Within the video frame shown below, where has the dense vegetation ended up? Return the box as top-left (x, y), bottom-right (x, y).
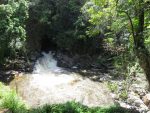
top-left (26, 0), bottom-right (104, 55)
top-left (0, 0), bottom-right (28, 63)
top-left (83, 0), bottom-right (150, 86)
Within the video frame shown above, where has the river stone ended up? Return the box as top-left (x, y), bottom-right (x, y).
top-left (9, 72), bottom-right (114, 108)
top-left (140, 104), bottom-right (148, 111)
top-left (127, 92), bottom-right (139, 104)
top-left (143, 94), bottom-right (150, 107)
top-left (134, 99), bottom-right (144, 107)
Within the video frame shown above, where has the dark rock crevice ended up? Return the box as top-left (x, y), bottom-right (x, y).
top-left (40, 36), bottom-right (58, 53)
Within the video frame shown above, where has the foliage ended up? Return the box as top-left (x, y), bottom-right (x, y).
top-left (0, 0), bottom-right (29, 62)
top-left (28, 102), bottom-right (132, 113)
top-left (28, 0), bottom-right (103, 54)
top-left (0, 82), bottom-right (26, 113)
top-left (29, 0), bottom-right (84, 45)
top-left (82, 0), bottom-right (150, 86)
top-left (82, 0), bottom-right (150, 51)
top-left (107, 81), bottom-right (118, 93)
top-left (83, 0), bottom-right (150, 39)
top-left (119, 90), bottom-right (128, 101)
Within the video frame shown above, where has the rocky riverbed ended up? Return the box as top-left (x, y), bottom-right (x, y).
top-left (97, 73), bottom-right (150, 113)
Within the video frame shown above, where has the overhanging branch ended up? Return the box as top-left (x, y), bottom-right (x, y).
top-left (123, 11), bottom-right (136, 46)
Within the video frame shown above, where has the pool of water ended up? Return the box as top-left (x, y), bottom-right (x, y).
top-left (9, 52), bottom-right (114, 108)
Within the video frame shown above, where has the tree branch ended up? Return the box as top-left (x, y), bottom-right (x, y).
top-left (123, 11), bottom-right (136, 46)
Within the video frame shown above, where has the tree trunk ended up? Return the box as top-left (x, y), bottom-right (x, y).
top-left (134, 0), bottom-right (150, 88)
top-left (136, 49), bottom-right (150, 87)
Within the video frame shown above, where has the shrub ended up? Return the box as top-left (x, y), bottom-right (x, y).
top-left (0, 0), bottom-right (29, 62)
top-left (0, 82), bottom-right (26, 113)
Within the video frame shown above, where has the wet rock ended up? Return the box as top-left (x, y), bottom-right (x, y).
top-left (81, 70), bottom-right (87, 73)
top-left (30, 51), bottom-right (40, 61)
top-left (99, 74), bottom-right (112, 81)
top-left (90, 75), bottom-right (100, 81)
top-left (132, 84), bottom-right (142, 89)
top-left (71, 66), bottom-right (78, 69)
top-left (119, 102), bottom-right (131, 109)
top-left (134, 99), bottom-right (144, 107)
top-left (111, 93), bottom-right (119, 100)
top-left (56, 53), bottom-right (94, 69)
top-left (57, 53), bottom-right (74, 68)
top-left (131, 85), bottom-right (147, 97)
top-left (143, 94), bottom-right (150, 107)
top-left (74, 55), bottom-right (92, 68)
top-left (139, 104), bottom-right (148, 112)
top-left (127, 92), bottom-right (140, 104)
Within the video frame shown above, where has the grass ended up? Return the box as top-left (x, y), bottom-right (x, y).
top-left (28, 102), bottom-right (135, 113)
top-left (0, 82), bottom-right (26, 113)
top-left (0, 82), bottom-right (137, 113)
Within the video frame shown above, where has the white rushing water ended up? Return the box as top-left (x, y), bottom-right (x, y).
top-left (10, 52), bottom-right (113, 108)
top-left (33, 52), bottom-right (61, 73)
top-left (31, 52), bottom-right (79, 89)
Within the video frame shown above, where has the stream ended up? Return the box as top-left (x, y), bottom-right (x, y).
top-left (9, 52), bottom-right (113, 108)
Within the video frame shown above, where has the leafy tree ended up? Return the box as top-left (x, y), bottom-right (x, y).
top-left (83, 0), bottom-right (150, 86)
top-left (0, 0), bottom-right (29, 62)
top-left (28, 0), bottom-right (102, 54)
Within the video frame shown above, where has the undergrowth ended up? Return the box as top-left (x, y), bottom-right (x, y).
top-left (0, 82), bottom-right (26, 113)
top-left (28, 102), bottom-right (136, 113)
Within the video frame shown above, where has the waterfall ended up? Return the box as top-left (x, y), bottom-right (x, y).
top-left (30, 52), bottom-right (78, 88)
top-left (33, 52), bottom-right (61, 73)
